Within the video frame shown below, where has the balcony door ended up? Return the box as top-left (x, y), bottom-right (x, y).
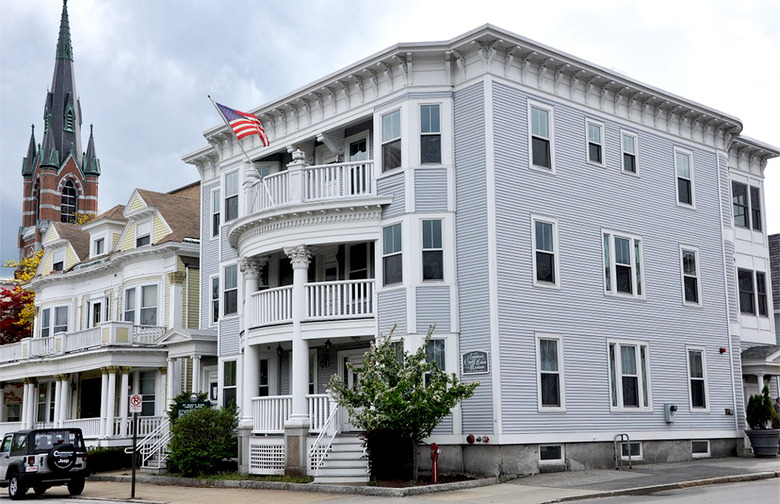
top-left (338, 349), bottom-right (366, 432)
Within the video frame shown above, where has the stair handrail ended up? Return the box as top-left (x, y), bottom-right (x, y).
top-left (307, 401), bottom-right (340, 475)
top-left (124, 417), bottom-right (172, 469)
top-left (613, 433), bottom-right (632, 470)
top-left (141, 429), bottom-right (174, 468)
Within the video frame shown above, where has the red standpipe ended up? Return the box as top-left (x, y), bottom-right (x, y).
top-left (430, 443), bottom-right (440, 484)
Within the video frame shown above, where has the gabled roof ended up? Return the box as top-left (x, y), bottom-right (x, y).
top-left (50, 221), bottom-right (89, 264)
top-left (94, 204), bottom-right (126, 224)
top-left (134, 185), bottom-right (200, 244)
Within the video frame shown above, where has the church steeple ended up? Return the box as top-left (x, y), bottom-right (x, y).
top-left (44, 0), bottom-right (82, 169)
top-left (83, 124), bottom-right (101, 176)
top-left (21, 125), bottom-right (37, 176)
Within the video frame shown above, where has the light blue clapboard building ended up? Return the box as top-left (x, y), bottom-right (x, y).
top-left (184, 25), bottom-right (778, 480)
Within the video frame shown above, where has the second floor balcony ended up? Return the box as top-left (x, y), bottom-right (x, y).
top-left (0, 322), bottom-right (165, 365)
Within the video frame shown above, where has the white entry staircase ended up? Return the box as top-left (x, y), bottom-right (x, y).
top-left (125, 418), bottom-right (172, 474)
top-left (313, 433), bottom-right (369, 484)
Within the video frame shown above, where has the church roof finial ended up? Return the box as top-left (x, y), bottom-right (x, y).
top-left (84, 123), bottom-right (101, 176)
top-left (56, 0), bottom-right (73, 61)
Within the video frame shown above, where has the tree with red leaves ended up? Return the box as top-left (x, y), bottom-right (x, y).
top-left (0, 286), bottom-right (33, 344)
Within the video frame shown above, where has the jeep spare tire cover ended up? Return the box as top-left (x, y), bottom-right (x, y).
top-left (48, 443), bottom-right (77, 472)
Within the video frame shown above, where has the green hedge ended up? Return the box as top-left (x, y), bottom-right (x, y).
top-left (88, 447), bottom-right (137, 472)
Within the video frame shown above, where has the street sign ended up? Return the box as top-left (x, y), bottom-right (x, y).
top-left (129, 394), bottom-right (142, 414)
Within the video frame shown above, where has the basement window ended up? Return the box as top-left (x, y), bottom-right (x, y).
top-left (691, 440), bottom-right (710, 458)
top-left (539, 445), bottom-right (564, 463)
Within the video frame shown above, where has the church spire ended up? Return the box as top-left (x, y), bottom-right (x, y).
top-left (56, 0), bottom-right (73, 61)
top-left (22, 125), bottom-right (38, 177)
top-left (83, 124), bottom-right (101, 175)
top-left (40, 113), bottom-right (59, 169)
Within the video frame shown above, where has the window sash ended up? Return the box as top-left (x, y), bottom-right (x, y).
top-left (603, 233), bottom-right (642, 297)
top-left (609, 342), bottom-right (649, 409)
top-left (211, 276), bottom-right (220, 324)
top-left (224, 265), bottom-right (238, 316)
top-left (530, 106), bottom-right (552, 169)
top-left (587, 122), bottom-right (603, 164)
top-left (421, 105), bottom-right (441, 164)
top-left (53, 306), bottom-right (68, 334)
top-left (534, 220), bottom-right (556, 285)
top-left (140, 285), bottom-right (157, 325)
top-left (756, 272), bottom-right (768, 317)
top-left (212, 189), bottom-right (221, 237)
top-left (40, 308), bottom-right (51, 338)
top-left (682, 249), bottom-right (699, 304)
top-left (94, 238), bottom-right (104, 256)
top-left (676, 151), bottom-right (693, 205)
top-left (422, 220), bottom-right (443, 281)
top-left (622, 132), bottom-right (637, 173)
top-left (737, 268), bottom-right (755, 314)
top-left (124, 288), bottom-right (136, 322)
top-left (688, 350), bottom-right (706, 408)
top-left (225, 172), bottom-right (239, 222)
top-left (750, 186), bottom-right (762, 231)
top-left (732, 182), bottom-right (748, 228)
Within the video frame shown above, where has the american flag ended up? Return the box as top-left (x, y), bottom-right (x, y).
top-left (215, 102), bottom-right (270, 147)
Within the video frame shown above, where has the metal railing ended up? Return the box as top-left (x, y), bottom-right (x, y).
top-left (307, 401), bottom-right (340, 476)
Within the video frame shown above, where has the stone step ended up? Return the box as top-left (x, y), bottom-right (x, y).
top-left (313, 475), bottom-right (370, 484)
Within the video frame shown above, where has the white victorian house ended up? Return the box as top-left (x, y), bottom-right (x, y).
top-left (0, 182), bottom-right (215, 449)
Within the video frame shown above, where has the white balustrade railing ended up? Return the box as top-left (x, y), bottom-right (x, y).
top-left (252, 395), bottom-right (292, 434)
top-left (65, 327), bottom-right (101, 352)
top-left (133, 325), bottom-right (165, 344)
top-left (63, 418), bottom-right (101, 437)
top-left (305, 161), bottom-right (374, 201)
top-left (306, 280), bottom-right (374, 320)
top-left (307, 395), bottom-right (333, 433)
top-left (250, 286), bottom-right (293, 327)
top-left (29, 336), bottom-right (57, 357)
top-left (0, 342), bottom-right (23, 362)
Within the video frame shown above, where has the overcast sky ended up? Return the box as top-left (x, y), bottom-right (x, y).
top-left (1, 0), bottom-right (778, 278)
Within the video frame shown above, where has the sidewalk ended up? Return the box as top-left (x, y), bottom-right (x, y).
top-left (72, 456), bottom-right (779, 504)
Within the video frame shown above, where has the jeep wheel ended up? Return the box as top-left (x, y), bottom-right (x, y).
top-left (67, 477), bottom-right (85, 496)
top-left (8, 474), bottom-right (26, 500)
top-left (33, 485), bottom-right (46, 496)
top-left (47, 443), bottom-right (77, 472)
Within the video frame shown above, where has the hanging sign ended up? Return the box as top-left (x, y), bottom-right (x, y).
top-left (461, 350), bottom-right (490, 375)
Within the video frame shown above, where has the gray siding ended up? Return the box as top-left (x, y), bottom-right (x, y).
top-left (453, 81), bottom-right (493, 433)
top-left (415, 285), bottom-right (450, 333)
top-left (200, 182), bottom-right (220, 329)
top-left (377, 288), bottom-right (407, 335)
top-left (491, 81), bottom-right (733, 435)
top-left (220, 225), bottom-right (236, 260)
top-left (378, 172), bottom-right (405, 219)
top-left (724, 240), bottom-right (739, 323)
top-left (219, 317), bottom-right (240, 356)
top-left (414, 168), bottom-right (448, 212)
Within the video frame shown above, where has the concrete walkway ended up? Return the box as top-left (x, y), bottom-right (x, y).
top-left (70, 456), bottom-right (779, 503)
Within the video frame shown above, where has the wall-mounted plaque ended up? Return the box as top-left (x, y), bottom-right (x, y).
top-left (461, 350), bottom-right (489, 375)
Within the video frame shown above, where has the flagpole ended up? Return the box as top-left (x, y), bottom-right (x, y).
top-left (208, 95), bottom-right (276, 208)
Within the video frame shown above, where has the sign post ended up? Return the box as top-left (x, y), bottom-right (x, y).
top-left (129, 394), bottom-right (143, 499)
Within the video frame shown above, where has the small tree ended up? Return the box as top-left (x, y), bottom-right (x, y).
top-left (328, 326), bottom-right (478, 481)
top-left (1, 250), bottom-right (43, 343)
top-left (746, 385), bottom-right (779, 430)
top-left (167, 403), bottom-right (238, 476)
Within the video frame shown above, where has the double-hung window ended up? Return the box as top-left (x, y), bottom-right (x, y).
top-left (124, 288), bottom-right (136, 322)
top-left (732, 181), bottom-right (763, 231)
top-left (536, 334), bottom-right (564, 410)
top-left (680, 247), bottom-right (700, 305)
top-left (40, 306), bottom-right (67, 337)
top-left (52, 249), bottom-right (64, 272)
top-left (211, 189), bottom-right (221, 238)
top-left (93, 237), bottom-right (104, 256)
top-left (738, 268), bottom-right (768, 316)
top-left (40, 308), bottom-right (51, 338)
top-left (621, 131), bottom-right (638, 173)
top-left (421, 220), bottom-right (443, 281)
top-left (140, 371), bottom-right (156, 416)
top-left (425, 339), bottom-right (445, 386)
top-left (224, 172), bottom-right (239, 222)
top-left (687, 348), bottom-right (708, 410)
top-left (420, 104), bottom-right (441, 164)
top-left (675, 148), bottom-right (694, 206)
top-left (140, 285), bottom-right (158, 325)
top-left (603, 231), bottom-right (643, 298)
top-left (383, 223), bottom-right (402, 285)
top-left (608, 340), bottom-right (650, 409)
top-left (223, 264), bottom-right (238, 316)
top-left (532, 217), bottom-right (558, 286)
top-left (586, 120), bottom-right (604, 165)
top-left (382, 110), bottom-right (401, 172)
top-left (210, 275), bottom-right (220, 324)
top-left (223, 360), bottom-right (237, 408)
top-left (136, 220), bottom-right (151, 247)
top-left (529, 103), bottom-right (553, 170)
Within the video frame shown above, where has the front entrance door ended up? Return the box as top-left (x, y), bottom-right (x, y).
top-left (338, 349), bottom-right (366, 432)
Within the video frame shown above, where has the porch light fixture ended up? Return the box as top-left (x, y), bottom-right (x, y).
top-left (276, 344), bottom-right (284, 357)
top-left (319, 339), bottom-right (332, 369)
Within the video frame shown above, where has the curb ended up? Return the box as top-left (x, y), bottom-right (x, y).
top-left (538, 471), bottom-right (780, 503)
top-left (88, 473), bottom-right (517, 497)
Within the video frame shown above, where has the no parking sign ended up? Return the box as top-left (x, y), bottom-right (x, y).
top-left (129, 394), bottom-right (143, 414)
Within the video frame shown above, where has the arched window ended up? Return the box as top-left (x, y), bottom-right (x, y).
top-left (33, 180), bottom-right (41, 223)
top-left (61, 180), bottom-right (78, 223)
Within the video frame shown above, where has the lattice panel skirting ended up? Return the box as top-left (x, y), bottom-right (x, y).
top-left (248, 438), bottom-right (285, 475)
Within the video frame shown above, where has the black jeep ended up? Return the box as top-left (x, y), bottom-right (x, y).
top-left (0, 428), bottom-right (90, 499)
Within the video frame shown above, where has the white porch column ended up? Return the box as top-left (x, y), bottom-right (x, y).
top-left (192, 355), bottom-right (202, 393)
top-left (105, 367), bottom-right (118, 437)
top-left (52, 378), bottom-right (62, 428)
top-left (239, 257), bottom-right (267, 428)
top-left (119, 367), bottom-right (130, 437)
top-left (283, 244), bottom-right (312, 476)
top-left (168, 272), bottom-right (186, 330)
top-left (166, 358), bottom-right (175, 408)
top-left (99, 368), bottom-right (109, 437)
top-left (21, 379), bottom-right (34, 429)
top-left (59, 375), bottom-right (71, 426)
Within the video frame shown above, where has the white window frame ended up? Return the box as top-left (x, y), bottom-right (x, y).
top-left (421, 219), bottom-right (443, 281)
top-left (738, 268), bottom-right (769, 317)
top-left (585, 119), bottom-right (605, 167)
top-left (136, 219), bottom-right (152, 247)
top-left (93, 236), bottom-right (105, 257)
top-left (221, 358), bottom-right (238, 409)
top-left (621, 130), bottom-right (638, 175)
top-left (122, 284), bottom-right (159, 326)
top-left (88, 297), bottom-right (108, 328)
top-left (51, 248), bottom-right (65, 272)
top-left (691, 440), bottom-right (711, 459)
top-left (608, 339), bottom-right (652, 411)
top-left (382, 222), bottom-right (403, 286)
top-left (535, 333), bottom-right (566, 412)
top-left (224, 171), bottom-right (239, 223)
top-left (419, 103), bottom-right (441, 165)
top-left (674, 147), bottom-right (695, 208)
top-left (528, 100), bottom-right (555, 173)
top-left (620, 441), bottom-right (643, 460)
top-left (602, 230), bottom-right (645, 299)
top-left (679, 245), bottom-right (701, 306)
top-left (211, 187), bottom-right (221, 239)
top-left (539, 444), bottom-right (565, 464)
top-left (381, 109), bottom-right (402, 172)
top-left (686, 346), bottom-right (709, 412)
top-left (209, 274), bottom-right (219, 326)
top-left (222, 263), bottom-right (239, 318)
top-left (40, 306), bottom-right (68, 337)
top-left (531, 215), bottom-right (560, 288)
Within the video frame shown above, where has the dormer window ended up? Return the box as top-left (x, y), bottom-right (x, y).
top-left (52, 249), bottom-right (65, 272)
top-left (136, 220), bottom-right (151, 247)
top-left (94, 237), bottom-right (105, 256)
